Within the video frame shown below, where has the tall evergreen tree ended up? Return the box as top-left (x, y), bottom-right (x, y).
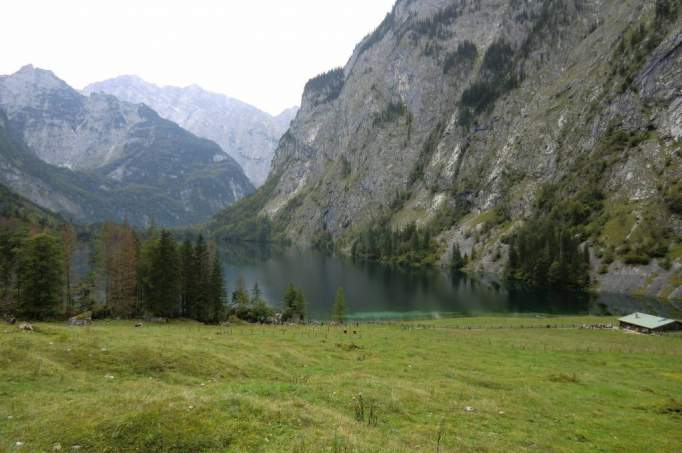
top-left (192, 235), bottom-right (211, 321)
top-left (17, 233), bottom-right (64, 320)
top-left (251, 283), bottom-right (262, 302)
top-left (141, 230), bottom-right (180, 317)
top-left (0, 224), bottom-right (25, 316)
top-left (451, 243), bottom-right (465, 271)
top-left (282, 283), bottom-right (306, 322)
top-left (179, 239), bottom-right (195, 318)
top-left (207, 254), bottom-right (226, 324)
top-left (232, 277), bottom-right (250, 306)
top-left (332, 287), bottom-right (347, 324)
top-left (60, 223), bottom-right (76, 314)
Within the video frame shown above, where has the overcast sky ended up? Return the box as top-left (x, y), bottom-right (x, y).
top-left (1, 0), bottom-right (395, 115)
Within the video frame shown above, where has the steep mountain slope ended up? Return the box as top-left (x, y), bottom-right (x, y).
top-left (214, 0), bottom-right (682, 300)
top-left (0, 110), bottom-right (216, 225)
top-left (83, 76), bottom-right (297, 186)
top-left (0, 180), bottom-right (65, 230)
top-left (0, 66), bottom-right (254, 226)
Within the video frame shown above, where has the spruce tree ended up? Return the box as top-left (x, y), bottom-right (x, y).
top-left (192, 235), bottom-right (211, 321)
top-left (232, 277), bottom-right (250, 305)
top-left (451, 243), bottom-right (465, 271)
top-left (17, 233), bottom-right (64, 320)
top-left (60, 224), bottom-right (76, 314)
top-left (207, 254), bottom-right (226, 324)
top-left (0, 226), bottom-right (25, 317)
top-left (332, 287), bottom-right (347, 324)
top-left (251, 283), bottom-right (262, 302)
top-left (282, 283), bottom-right (306, 322)
top-left (179, 239), bottom-right (194, 318)
top-left (141, 230), bottom-right (180, 318)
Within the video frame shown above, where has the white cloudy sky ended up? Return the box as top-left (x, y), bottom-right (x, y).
top-left (1, 0), bottom-right (395, 115)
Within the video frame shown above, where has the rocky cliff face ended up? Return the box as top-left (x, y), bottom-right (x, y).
top-left (220, 0), bottom-right (682, 300)
top-left (0, 66), bottom-right (254, 226)
top-left (83, 76), bottom-right (297, 186)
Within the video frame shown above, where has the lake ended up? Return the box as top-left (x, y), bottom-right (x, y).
top-left (219, 243), bottom-right (681, 321)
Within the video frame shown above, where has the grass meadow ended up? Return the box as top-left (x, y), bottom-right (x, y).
top-left (1, 316), bottom-right (681, 452)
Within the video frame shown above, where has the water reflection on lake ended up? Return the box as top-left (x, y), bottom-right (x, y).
top-left (219, 243), bottom-right (681, 321)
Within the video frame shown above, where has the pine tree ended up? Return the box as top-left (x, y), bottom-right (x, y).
top-left (179, 239), bottom-right (195, 318)
top-left (17, 233), bottom-right (64, 320)
top-left (232, 277), bottom-right (249, 305)
top-left (141, 230), bottom-right (180, 318)
top-left (207, 254), bottom-right (226, 324)
top-left (332, 287), bottom-right (347, 324)
top-left (0, 224), bottom-right (25, 317)
top-left (192, 235), bottom-right (211, 321)
top-left (251, 283), bottom-right (262, 302)
top-left (451, 243), bottom-right (465, 271)
top-left (282, 283), bottom-right (306, 323)
top-left (60, 223), bottom-right (76, 314)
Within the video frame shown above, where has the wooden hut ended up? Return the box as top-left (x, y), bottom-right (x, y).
top-left (618, 313), bottom-right (682, 334)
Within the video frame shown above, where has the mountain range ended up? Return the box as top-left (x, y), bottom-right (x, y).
top-left (0, 65), bottom-right (254, 226)
top-left (212, 0), bottom-right (682, 301)
top-left (83, 76), bottom-right (297, 186)
top-left (1, 0), bottom-right (680, 301)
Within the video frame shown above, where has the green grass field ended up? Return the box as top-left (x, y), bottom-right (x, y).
top-left (1, 317), bottom-right (681, 452)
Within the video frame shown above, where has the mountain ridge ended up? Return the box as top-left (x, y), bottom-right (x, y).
top-left (83, 76), bottom-right (298, 186)
top-left (213, 0), bottom-right (682, 301)
top-left (0, 65), bottom-right (254, 226)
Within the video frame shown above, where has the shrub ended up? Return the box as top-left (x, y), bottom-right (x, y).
top-left (373, 101), bottom-right (408, 126)
top-left (665, 183), bottom-right (682, 214)
top-left (304, 68), bottom-right (345, 104)
top-left (458, 40), bottom-right (518, 127)
top-left (506, 219), bottom-right (591, 289)
top-left (443, 41), bottom-right (478, 74)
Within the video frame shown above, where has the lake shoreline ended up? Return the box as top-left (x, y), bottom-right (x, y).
top-left (219, 244), bottom-right (682, 320)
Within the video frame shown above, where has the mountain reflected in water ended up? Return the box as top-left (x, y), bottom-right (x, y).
top-left (219, 243), bottom-right (681, 321)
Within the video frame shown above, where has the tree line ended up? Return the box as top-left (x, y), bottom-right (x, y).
top-left (505, 219), bottom-right (591, 290)
top-left (0, 220), bottom-right (72, 320)
top-left (0, 221), bottom-right (228, 322)
top-left (351, 222), bottom-right (440, 267)
top-left (1, 220), bottom-right (349, 324)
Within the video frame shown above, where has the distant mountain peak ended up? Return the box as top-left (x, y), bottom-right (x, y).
top-left (6, 65), bottom-right (69, 89)
top-left (0, 67), bottom-right (254, 226)
top-left (84, 75), bottom-right (299, 186)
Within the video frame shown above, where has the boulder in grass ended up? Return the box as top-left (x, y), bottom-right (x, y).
top-left (148, 317), bottom-right (168, 324)
top-left (69, 312), bottom-right (92, 327)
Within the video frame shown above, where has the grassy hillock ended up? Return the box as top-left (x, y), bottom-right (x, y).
top-left (1, 317), bottom-right (681, 451)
